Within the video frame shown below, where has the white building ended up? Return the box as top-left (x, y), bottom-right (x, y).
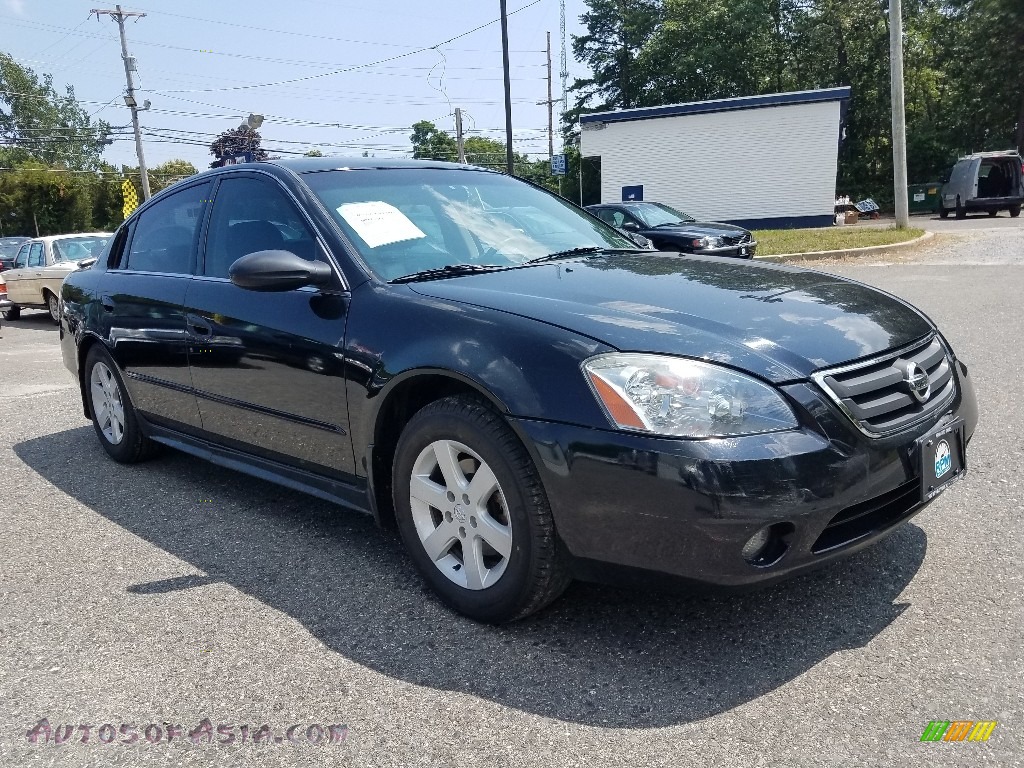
top-left (579, 87), bottom-right (851, 229)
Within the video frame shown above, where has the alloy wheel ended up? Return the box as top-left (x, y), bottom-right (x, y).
top-left (408, 439), bottom-right (513, 590)
top-left (90, 361), bottom-right (126, 445)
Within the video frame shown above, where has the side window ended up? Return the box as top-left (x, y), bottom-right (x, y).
top-left (107, 221), bottom-right (136, 269)
top-left (126, 182), bottom-right (211, 274)
top-left (595, 209), bottom-right (625, 228)
top-left (203, 176), bottom-right (322, 279)
top-left (28, 243), bottom-right (44, 267)
top-left (14, 244), bottom-right (30, 269)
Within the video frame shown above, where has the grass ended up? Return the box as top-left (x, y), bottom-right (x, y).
top-left (752, 226), bottom-right (925, 256)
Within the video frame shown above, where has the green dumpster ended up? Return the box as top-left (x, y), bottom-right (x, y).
top-left (908, 182), bottom-right (941, 214)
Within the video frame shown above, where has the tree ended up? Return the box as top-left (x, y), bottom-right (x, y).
top-left (570, 0), bottom-right (663, 114)
top-left (208, 126), bottom-right (268, 167)
top-left (149, 159), bottom-right (197, 193)
top-left (0, 52), bottom-right (110, 170)
top-left (303, 148), bottom-right (324, 157)
top-left (410, 120), bottom-right (558, 191)
top-left (410, 120), bottom-right (458, 161)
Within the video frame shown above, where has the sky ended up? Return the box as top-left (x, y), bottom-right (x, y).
top-left (1, 0), bottom-right (592, 171)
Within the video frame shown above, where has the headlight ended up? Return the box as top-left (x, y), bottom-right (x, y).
top-left (692, 236), bottom-right (723, 249)
top-left (583, 354), bottom-right (799, 437)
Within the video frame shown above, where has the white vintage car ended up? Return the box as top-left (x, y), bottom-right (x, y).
top-left (2, 233), bottom-right (111, 323)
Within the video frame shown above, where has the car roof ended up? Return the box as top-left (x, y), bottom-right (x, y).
top-left (959, 151), bottom-right (1021, 160)
top-left (23, 232), bottom-right (113, 244)
top-left (265, 156), bottom-right (489, 174)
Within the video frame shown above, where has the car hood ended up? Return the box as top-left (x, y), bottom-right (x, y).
top-left (408, 253), bottom-right (934, 382)
top-left (644, 221), bottom-right (749, 238)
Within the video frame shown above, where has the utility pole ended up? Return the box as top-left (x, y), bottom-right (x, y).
top-left (91, 5), bottom-right (151, 201)
top-left (454, 108), bottom-right (466, 164)
top-left (889, 0), bottom-right (909, 228)
top-left (544, 32), bottom-right (554, 160)
top-left (499, 0), bottom-right (515, 176)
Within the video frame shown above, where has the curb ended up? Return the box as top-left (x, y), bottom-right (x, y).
top-left (753, 231), bottom-right (935, 263)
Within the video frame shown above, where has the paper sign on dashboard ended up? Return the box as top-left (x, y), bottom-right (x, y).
top-left (336, 201), bottom-right (426, 248)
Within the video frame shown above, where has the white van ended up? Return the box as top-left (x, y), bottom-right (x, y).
top-left (938, 151), bottom-right (1023, 218)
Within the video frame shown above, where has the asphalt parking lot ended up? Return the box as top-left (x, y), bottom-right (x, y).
top-left (1, 216), bottom-right (1021, 767)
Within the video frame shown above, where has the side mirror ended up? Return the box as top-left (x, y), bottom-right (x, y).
top-left (229, 250), bottom-right (333, 292)
top-left (620, 221), bottom-right (639, 232)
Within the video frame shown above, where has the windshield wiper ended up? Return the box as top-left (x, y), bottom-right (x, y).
top-left (389, 263), bottom-right (507, 284)
top-left (525, 246), bottom-right (604, 264)
top-left (653, 221), bottom-right (688, 228)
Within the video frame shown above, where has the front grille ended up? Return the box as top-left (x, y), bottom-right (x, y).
top-left (812, 479), bottom-right (920, 553)
top-left (722, 232), bottom-right (751, 246)
top-left (813, 336), bottom-right (955, 437)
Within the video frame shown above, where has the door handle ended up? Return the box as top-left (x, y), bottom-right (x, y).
top-left (100, 295), bottom-right (115, 313)
top-left (187, 315), bottom-right (212, 336)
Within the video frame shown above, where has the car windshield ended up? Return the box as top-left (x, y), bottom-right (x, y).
top-left (52, 236), bottom-right (109, 263)
top-left (301, 167), bottom-right (636, 281)
top-left (626, 203), bottom-right (696, 227)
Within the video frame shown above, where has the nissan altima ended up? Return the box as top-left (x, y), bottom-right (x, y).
top-left (60, 158), bottom-right (978, 623)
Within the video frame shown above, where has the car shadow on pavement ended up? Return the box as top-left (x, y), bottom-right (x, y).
top-left (2, 313), bottom-right (58, 333)
top-left (16, 427), bottom-right (927, 729)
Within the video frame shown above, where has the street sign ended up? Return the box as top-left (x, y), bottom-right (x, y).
top-left (550, 154), bottom-right (567, 176)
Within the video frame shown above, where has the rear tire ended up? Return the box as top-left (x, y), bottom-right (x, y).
top-left (392, 395), bottom-right (571, 623)
top-left (45, 291), bottom-right (60, 324)
top-left (988, 210), bottom-right (998, 218)
top-left (84, 345), bottom-right (159, 463)
top-left (1010, 205), bottom-right (1021, 218)
top-left (1, 305), bottom-right (19, 321)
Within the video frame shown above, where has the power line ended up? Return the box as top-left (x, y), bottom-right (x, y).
top-left (126, 6), bottom-right (545, 53)
top-left (148, 0), bottom-right (542, 94)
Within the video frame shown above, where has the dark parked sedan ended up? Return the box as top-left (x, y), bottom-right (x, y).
top-left (61, 158), bottom-right (977, 623)
top-left (587, 201), bottom-right (756, 258)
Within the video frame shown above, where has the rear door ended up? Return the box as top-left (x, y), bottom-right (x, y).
top-left (102, 180), bottom-right (211, 433)
top-left (183, 172), bottom-right (355, 480)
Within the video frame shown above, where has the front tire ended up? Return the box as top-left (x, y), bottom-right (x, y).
top-left (1010, 205), bottom-right (1021, 218)
top-left (84, 346), bottom-right (159, 463)
top-left (392, 396), bottom-right (571, 623)
top-left (46, 291), bottom-right (60, 324)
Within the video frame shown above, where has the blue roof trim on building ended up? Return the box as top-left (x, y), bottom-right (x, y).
top-left (579, 87), bottom-right (853, 125)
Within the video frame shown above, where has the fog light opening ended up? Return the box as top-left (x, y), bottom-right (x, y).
top-left (741, 522), bottom-right (793, 567)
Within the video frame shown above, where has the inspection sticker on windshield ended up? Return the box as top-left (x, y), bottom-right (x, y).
top-left (337, 201), bottom-right (426, 248)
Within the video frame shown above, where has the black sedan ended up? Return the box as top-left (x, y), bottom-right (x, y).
top-left (60, 158), bottom-right (977, 623)
top-left (587, 201), bottom-right (756, 258)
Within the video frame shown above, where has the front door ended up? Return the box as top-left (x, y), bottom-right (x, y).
top-left (184, 173), bottom-right (355, 480)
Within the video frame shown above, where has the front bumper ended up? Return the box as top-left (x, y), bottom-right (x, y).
top-left (512, 358), bottom-right (977, 588)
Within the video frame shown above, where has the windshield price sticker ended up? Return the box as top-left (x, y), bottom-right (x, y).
top-left (337, 201), bottom-right (426, 248)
